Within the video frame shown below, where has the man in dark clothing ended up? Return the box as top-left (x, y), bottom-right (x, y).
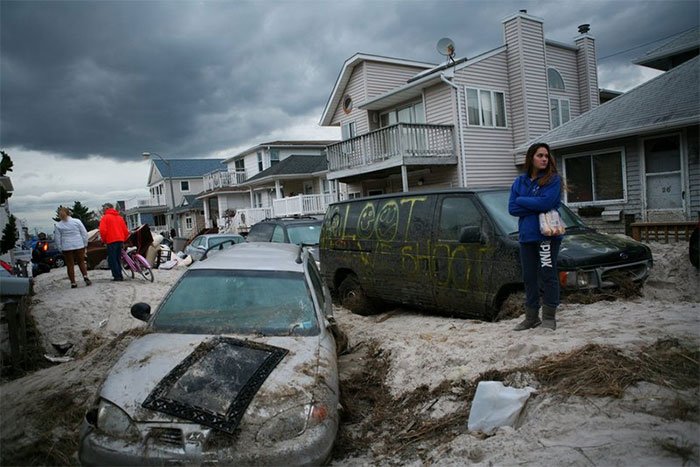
top-left (99, 203), bottom-right (130, 281)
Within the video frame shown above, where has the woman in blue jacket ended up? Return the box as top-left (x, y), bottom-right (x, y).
top-left (508, 143), bottom-right (563, 331)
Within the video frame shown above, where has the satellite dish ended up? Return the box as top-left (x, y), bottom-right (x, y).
top-left (437, 37), bottom-right (456, 58)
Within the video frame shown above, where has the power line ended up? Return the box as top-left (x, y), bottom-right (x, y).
top-left (598, 26), bottom-right (697, 61)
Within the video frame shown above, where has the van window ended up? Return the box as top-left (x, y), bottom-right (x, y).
top-left (271, 225), bottom-right (285, 243)
top-left (438, 197), bottom-right (482, 241)
top-left (248, 223), bottom-right (274, 242)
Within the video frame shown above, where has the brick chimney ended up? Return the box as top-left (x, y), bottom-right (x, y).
top-left (575, 23), bottom-right (600, 113)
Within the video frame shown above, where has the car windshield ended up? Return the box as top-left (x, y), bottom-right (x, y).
top-left (287, 223), bottom-right (321, 245)
top-left (153, 269), bottom-right (319, 336)
top-left (209, 236), bottom-right (241, 248)
top-left (478, 190), bottom-right (588, 235)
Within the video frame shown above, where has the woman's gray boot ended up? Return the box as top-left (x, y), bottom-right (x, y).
top-left (541, 305), bottom-right (557, 330)
top-left (513, 307), bottom-right (541, 331)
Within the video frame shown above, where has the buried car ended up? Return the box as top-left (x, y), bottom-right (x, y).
top-left (79, 243), bottom-right (340, 466)
top-left (320, 188), bottom-right (653, 320)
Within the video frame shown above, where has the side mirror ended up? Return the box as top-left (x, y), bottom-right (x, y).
top-left (131, 302), bottom-right (151, 322)
top-left (459, 226), bottom-right (482, 243)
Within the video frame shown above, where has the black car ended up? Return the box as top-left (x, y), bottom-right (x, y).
top-left (320, 188), bottom-right (653, 320)
top-left (32, 240), bottom-right (65, 268)
top-left (247, 217), bottom-right (323, 261)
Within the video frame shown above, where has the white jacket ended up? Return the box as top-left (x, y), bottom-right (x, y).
top-left (54, 217), bottom-right (89, 252)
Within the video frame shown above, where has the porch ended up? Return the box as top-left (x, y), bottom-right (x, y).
top-left (326, 123), bottom-right (457, 185)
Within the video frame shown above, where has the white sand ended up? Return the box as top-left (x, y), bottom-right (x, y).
top-left (1, 242), bottom-right (698, 465)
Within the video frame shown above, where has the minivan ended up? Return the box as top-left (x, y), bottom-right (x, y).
top-left (319, 188), bottom-right (653, 320)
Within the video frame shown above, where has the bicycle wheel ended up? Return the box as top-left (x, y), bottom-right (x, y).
top-left (121, 254), bottom-right (135, 279)
top-left (134, 254), bottom-right (154, 282)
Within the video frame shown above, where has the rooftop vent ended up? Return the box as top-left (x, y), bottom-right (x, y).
top-left (578, 24), bottom-right (591, 34)
top-left (519, 9), bottom-right (527, 13)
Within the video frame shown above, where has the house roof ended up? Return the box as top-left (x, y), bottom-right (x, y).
top-left (319, 53), bottom-right (435, 126)
top-left (515, 55), bottom-right (700, 153)
top-left (634, 26), bottom-right (700, 71)
top-left (221, 140), bottom-right (338, 164)
top-left (173, 195), bottom-right (203, 214)
top-left (152, 158), bottom-right (225, 179)
top-left (245, 155), bottom-right (328, 185)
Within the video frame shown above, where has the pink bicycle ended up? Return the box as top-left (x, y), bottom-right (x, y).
top-left (120, 247), bottom-right (154, 282)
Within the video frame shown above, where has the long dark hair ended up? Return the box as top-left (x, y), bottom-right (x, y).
top-left (524, 142), bottom-right (558, 187)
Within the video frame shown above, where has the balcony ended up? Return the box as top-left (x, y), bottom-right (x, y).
top-left (326, 123), bottom-right (456, 179)
top-left (203, 170), bottom-right (247, 191)
top-left (124, 197), bottom-right (166, 210)
top-left (272, 194), bottom-right (333, 217)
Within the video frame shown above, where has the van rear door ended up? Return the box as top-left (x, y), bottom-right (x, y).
top-left (432, 194), bottom-right (494, 318)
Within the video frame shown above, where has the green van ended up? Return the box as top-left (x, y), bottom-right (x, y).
top-left (319, 188), bottom-right (653, 320)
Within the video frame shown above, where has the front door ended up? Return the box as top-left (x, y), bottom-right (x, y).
top-left (643, 134), bottom-right (686, 220)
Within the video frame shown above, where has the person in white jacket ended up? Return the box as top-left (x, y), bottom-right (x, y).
top-left (54, 207), bottom-right (92, 288)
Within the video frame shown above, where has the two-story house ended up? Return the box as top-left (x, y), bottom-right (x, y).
top-left (516, 26), bottom-right (699, 233)
top-left (125, 158), bottom-right (225, 237)
top-left (197, 140), bottom-right (337, 232)
top-left (319, 11), bottom-right (600, 197)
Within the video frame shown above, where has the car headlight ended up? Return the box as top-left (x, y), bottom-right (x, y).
top-left (96, 399), bottom-right (139, 439)
top-left (559, 270), bottom-right (596, 288)
top-left (255, 403), bottom-right (329, 445)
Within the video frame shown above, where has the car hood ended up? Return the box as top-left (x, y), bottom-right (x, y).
top-left (100, 333), bottom-right (321, 424)
top-left (559, 231), bottom-right (652, 269)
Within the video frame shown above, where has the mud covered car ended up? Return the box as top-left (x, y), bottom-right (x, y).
top-left (79, 243), bottom-right (340, 466)
top-left (320, 188), bottom-right (653, 319)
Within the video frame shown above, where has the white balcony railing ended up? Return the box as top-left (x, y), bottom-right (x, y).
top-left (327, 123), bottom-right (455, 172)
top-left (272, 194), bottom-right (333, 217)
top-left (124, 197), bottom-right (167, 210)
top-left (203, 170), bottom-right (247, 191)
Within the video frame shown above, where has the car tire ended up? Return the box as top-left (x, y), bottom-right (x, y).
top-left (494, 291), bottom-right (526, 321)
top-left (690, 227), bottom-right (699, 269)
top-left (338, 274), bottom-right (380, 316)
top-left (54, 256), bottom-right (65, 268)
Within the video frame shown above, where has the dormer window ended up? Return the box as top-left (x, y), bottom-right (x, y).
top-left (547, 68), bottom-right (565, 91)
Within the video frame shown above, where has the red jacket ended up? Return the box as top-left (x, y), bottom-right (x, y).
top-left (99, 209), bottom-right (130, 244)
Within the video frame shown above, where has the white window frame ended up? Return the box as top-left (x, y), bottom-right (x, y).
top-left (257, 152), bottom-right (264, 172)
top-left (550, 97), bottom-right (571, 129)
top-left (180, 180), bottom-right (190, 192)
top-left (561, 147), bottom-right (628, 206)
top-left (379, 100), bottom-right (426, 128)
top-left (547, 67), bottom-right (566, 91)
top-left (347, 191), bottom-right (362, 199)
top-left (185, 215), bottom-right (193, 230)
top-left (464, 87), bottom-right (507, 128)
top-left (341, 121), bottom-right (356, 141)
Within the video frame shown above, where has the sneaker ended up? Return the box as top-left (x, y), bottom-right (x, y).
top-left (71, 283), bottom-right (78, 289)
top-left (84, 277), bottom-right (92, 286)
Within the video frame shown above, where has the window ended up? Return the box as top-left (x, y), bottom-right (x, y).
top-left (564, 150), bottom-right (625, 203)
top-left (438, 196), bottom-right (482, 241)
top-left (367, 189), bottom-right (384, 196)
top-left (547, 68), bottom-right (565, 90)
top-left (348, 192), bottom-right (362, 200)
top-left (466, 88), bottom-right (506, 128)
top-left (254, 192), bottom-right (263, 208)
top-left (234, 159), bottom-right (245, 171)
top-left (341, 121), bottom-right (356, 140)
top-left (181, 181), bottom-right (190, 192)
top-left (550, 98), bottom-right (571, 128)
top-left (257, 152), bottom-right (264, 172)
top-left (185, 216), bottom-right (193, 230)
top-left (270, 149), bottom-right (280, 166)
top-left (342, 94), bottom-right (353, 114)
top-left (644, 135), bottom-right (683, 210)
top-left (271, 225), bottom-right (285, 243)
top-left (379, 101), bottom-right (425, 127)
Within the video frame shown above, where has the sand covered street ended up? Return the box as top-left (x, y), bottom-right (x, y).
top-left (0, 241), bottom-right (698, 465)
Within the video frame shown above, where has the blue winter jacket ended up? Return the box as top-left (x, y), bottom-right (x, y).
top-left (508, 173), bottom-right (562, 243)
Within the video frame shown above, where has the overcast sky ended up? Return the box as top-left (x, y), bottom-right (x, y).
top-left (2, 0), bottom-right (698, 233)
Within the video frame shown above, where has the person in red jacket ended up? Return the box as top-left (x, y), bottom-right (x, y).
top-left (99, 203), bottom-right (130, 281)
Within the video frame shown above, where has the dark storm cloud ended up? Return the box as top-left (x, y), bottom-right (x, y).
top-left (1, 0), bottom-right (697, 161)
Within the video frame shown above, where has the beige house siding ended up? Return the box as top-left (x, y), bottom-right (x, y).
top-left (575, 35), bottom-right (600, 113)
top-left (545, 44), bottom-right (582, 119)
top-left (424, 82), bottom-right (454, 125)
top-left (330, 63), bottom-right (370, 136)
top-left (364, 62), bottom-right (427, 99)
top-left (454, 50), bottom-right (518, 187)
